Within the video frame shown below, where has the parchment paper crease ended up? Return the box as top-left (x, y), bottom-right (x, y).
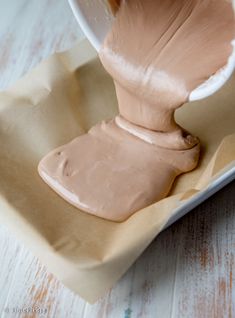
top-left (0, 40), bottom-right (234, 303)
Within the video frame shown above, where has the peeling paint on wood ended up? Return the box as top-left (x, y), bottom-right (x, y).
top-left (0, 1), bottom-right (234, 317)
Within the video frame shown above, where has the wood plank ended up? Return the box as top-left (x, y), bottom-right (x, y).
top-left (0, 225), bottom-right (23, 314)
top-left (0, 0), bottom-right (84, 89)
top-left (0, 1), bottom-right (234, 317)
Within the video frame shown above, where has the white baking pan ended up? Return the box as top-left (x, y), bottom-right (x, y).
top-left (68, 0), bottom-right (235, 228)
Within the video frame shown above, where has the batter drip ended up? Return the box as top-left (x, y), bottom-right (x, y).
top-left (38, 0), bottom-right (235, 221)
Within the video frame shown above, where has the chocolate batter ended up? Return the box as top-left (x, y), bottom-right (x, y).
top-left (38, 0), bottom-right (235, 221)
top-left (109, 0), bottom-right (121, 14)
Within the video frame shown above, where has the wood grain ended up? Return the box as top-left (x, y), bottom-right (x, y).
top-left (0, 1), bottom-right (234, 317)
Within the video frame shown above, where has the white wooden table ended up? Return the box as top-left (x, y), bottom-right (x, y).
top-left (0, 1), bottom-right (234, 317)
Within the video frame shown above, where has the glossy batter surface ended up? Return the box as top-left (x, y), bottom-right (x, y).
top-left (38, 0), bottom-right (235, 221)
top-left (103, 0), bottom-right (235, 131)
top-left (38, 119), bottom-right (200, 221)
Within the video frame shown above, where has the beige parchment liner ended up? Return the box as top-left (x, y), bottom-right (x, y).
top-left (0, 40), bottom-right (234, 303)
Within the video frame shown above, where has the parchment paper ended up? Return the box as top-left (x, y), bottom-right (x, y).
top-left (0, 40), bottom-right (234, 303)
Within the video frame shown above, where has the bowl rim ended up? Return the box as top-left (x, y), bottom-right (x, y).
top-left (68, 0), bottom-right (235, 102)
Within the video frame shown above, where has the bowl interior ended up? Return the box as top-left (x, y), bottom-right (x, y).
top-left (68, 0), bottom-right (235, 102)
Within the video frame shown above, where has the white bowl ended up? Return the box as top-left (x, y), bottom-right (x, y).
top-left (68, 0), bottom-right (235, 101)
